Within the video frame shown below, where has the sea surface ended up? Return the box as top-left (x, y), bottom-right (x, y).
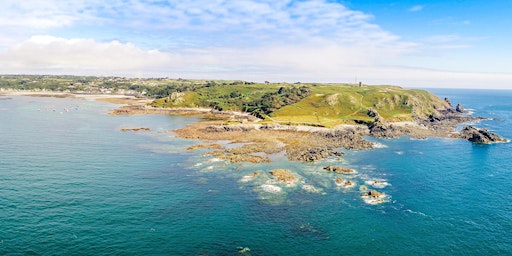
top-left (0, 89), bottom-right (511, 256)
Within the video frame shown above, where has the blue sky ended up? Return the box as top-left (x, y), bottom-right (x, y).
top-left (0, 0), bottom-right (511, 88)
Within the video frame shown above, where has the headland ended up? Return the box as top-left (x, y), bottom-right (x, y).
top-left (1, 75), bottom-right (506, 163)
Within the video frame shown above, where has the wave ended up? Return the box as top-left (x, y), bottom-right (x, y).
top-left (302, 184), bottom-right (322, 193)
top-left (372, 142), bottom-right (388, 148)
top-left (365, 179), bottom-right (391, 189)
top-left (260, 184), bottom-right (282, 193)
top-left (404, 209), bottom-right (427, 216)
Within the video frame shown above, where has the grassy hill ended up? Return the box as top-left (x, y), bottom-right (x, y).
top-left (150, 82), bottom-right (451, 127)
top-left (0, 75), bottom-right (450, 127)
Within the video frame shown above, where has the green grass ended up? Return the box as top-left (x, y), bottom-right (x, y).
top-left (151, 82), bottom-right (451, 127)
top-left (268, 84), bottom-right (448, 127)
top-left (1, 75), bottom-right (451, 127)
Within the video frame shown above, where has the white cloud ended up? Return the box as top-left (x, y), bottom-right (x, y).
top-left (0, 36), bottom-right (173, 75)
top-left (1, 1), bottom-right (509, 88)
top-left (0, 0), bottom-right (417, 78)
top-left (0, 0), bottom-right (101, 29)
top-left (409, 5), bottom-right (425, 12)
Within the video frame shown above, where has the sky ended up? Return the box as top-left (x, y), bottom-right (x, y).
top-left (0, 0), bottom-right (511, 89)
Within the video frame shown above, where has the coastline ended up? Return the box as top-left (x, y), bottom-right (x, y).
top-left (3, 89), bottom-right (507, 207)
top-left (3, 89), bottom-right (505, 163)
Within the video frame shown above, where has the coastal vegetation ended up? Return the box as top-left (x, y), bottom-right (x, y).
top-left (0, 75), bottom-right (454, 127)
top-left (2, 74), bottom-right (505, 156)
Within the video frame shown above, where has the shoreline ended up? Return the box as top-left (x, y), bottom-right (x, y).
top-left (0, 89), bottom-right (153, 104)
top-left (3, 90), bottom-right (506, 162)
top-left (4, 91), bottom-right (507, 206)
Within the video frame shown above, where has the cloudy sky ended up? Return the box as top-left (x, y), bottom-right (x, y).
top-left (0, 0), bottom-right (511, 88)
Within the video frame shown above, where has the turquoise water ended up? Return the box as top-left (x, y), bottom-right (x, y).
top-left (0, 90), bottom-right (511, 255)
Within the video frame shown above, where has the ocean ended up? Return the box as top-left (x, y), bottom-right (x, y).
top-left (0, 89), bottom-right (511, 255)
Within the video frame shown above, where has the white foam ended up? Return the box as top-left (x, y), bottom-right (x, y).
top-left (363, 197), bottom-right (389, 205)
top-left (365, 179), bottom-right (390, 188)
top-left (208, 158), bottom-right (223, 163)
top-left (405, 209), bottom-right (427, 216)
top-left (302, 184), bottom-right (321, 193)
top-left (261, 184), bottom-right (282, 193)
top-left (240, 174), bottom-right (256, 183)
top-left (372, 142), bottom-right (388, 148)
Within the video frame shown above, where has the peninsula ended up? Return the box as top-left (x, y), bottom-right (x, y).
top-left (1, 75), bottom-right (506, 164)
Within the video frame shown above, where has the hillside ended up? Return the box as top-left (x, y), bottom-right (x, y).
top-left (0, 75), bottom-right (454, 127)
top-left (150, 82), bottom-right (452, 127)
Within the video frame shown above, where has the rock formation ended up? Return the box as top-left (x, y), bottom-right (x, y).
top-left (361, 189), bottom-right (385, 198)
top-left (459, 126), bottom-right (507, 144)
top-left (455, 103), bottom-right (464, 113)
top-left (323, 166), bottom-right (356, 174)
top-left (120, 127), bottom-right (151, 131)
top-left (269, 169), bottom-right (297, 184)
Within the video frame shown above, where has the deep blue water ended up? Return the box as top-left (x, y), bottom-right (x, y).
top-left (0, 90), bottom-right (511, 255)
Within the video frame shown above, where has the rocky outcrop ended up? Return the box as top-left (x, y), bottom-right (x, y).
top-left (310, 128), bottom-right (373, 150)
top-left (289, 147), bottom-right (343, 162)
top-left (459, 126), bottom-right (507, 144)
top-left (367, 108), bottom-right (412, 138)
top-left (360, 189), bottom-right (385, 198)
top-left (286, 127), bottom-right (372, 162)
top-left (120, 127), bottom-right (151, 131)
top-left (323, 166), bottom-right (356, 174)
top-left (269, 169), bottom-right (298, 184)
top-left (335, 178), bottom-right (354, 188)
top-left (455, 103), bottom-right (464, 113)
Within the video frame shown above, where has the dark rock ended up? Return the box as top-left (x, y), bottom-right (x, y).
top-left (455, 103), bottom-right (464, 113)
top-left (367, 108), bottom-right (379, 118)
top-left (459, 126), bottom-right (507, 144)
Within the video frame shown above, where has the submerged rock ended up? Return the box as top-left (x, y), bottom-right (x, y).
top-left (459, 126), bottom-right (507, 144)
